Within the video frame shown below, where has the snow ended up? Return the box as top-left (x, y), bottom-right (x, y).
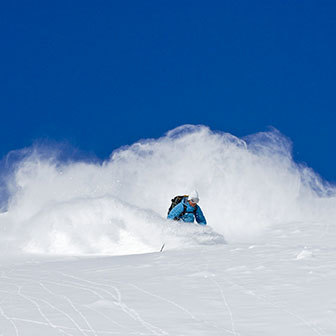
top-left (1, 220), bottom-right (335, 335)
top-left (0, 125), bottom-right (335, 335)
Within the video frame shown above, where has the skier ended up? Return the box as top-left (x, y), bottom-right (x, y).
top-left (167, 191), bottom-right (207, 225)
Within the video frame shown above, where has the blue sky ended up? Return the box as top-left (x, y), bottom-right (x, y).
top-left (1, 1), bottom-right (336, 181)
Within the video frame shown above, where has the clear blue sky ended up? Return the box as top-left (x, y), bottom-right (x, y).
top-left (1, 1), bottom-right (336, 181)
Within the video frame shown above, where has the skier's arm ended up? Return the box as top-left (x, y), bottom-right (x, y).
top-left (195, 206), bottom-right (207, 225)
top-left (167, 202), bottom-right (184, 220)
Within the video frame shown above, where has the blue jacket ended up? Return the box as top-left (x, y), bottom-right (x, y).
top-left (167, 197), bottom-right (207, 225)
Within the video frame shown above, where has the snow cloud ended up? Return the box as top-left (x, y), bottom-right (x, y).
top-left (0, 125), bottom-right (335, 255)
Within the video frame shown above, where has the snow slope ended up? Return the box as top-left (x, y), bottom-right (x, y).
top-left (1, 220), bottom-right (335, 335)
top-left (0, 125), bottom-right (335, 335)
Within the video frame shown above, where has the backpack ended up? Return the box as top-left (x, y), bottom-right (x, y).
top-left (168, 195), bottom-right (197, 220)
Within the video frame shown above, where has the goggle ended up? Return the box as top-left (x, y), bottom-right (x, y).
top-left (190, 198), bottom-right (199, 204)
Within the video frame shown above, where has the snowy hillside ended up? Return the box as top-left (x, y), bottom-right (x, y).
top-left (1, 220), bottom-right (335, 335)
top-left (0, 125), bottom-right (335, 335)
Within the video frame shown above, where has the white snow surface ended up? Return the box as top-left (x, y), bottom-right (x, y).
top-left (0, 125), bottom-right (335, 334)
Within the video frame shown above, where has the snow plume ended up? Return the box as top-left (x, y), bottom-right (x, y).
top-left (0, 125), bottom-right (335, 255)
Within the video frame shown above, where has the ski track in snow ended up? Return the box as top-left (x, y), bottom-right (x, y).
top-left (209, 278), bottom-right (239, 336)
top-left (16, 284), bottom-right (74, 336)
top-left (0, 271), bottom-right (155, 336)
top-left (128, 283), bottom-right (198, 321)
top-left (51, 278), bottom-right (157, 335)
top-left (40, 280), bottom-right (138, 333)
top-left (252, 292), bottom-right (327, 336)
top-left (217, 272), bottom-right (327, 336)
top-left (0, 301), bottom-right (20, 336)
top-left (193, 261), bottom-right (240, 336)
top-left (127, 283), bottom-right (236, 334)
top-left (1, 272), bottom-right (80, 336)
top-left (39, 283), bottom-right (97, 336)
top-left (58, 272), bottom-right (169, 336)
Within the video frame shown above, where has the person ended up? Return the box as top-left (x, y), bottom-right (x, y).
top-left (167, 191), bottom-right (207, 225)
